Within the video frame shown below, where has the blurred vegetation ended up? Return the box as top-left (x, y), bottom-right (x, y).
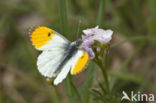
top-left (0, 0), bottom-right (156, 103)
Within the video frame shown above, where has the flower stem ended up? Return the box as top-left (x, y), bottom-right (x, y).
top-left (103, 49), bottom-right (110, 93)
top-left (98, 60), bottom-right (110, 94)
top-left (94, 49), bottom-right (110, 94)
top-left (102, 65), bottom-right (110, 93)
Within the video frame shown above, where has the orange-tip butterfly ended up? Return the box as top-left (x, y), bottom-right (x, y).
top-left (30, 26), bottom-right (89, 85)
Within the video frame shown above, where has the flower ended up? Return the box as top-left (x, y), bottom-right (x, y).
top-left (83, 26), bottom-right (99, 36)
top-left (93, 29), bottom-right (113, 44)
top-left (81, 26), bottom-right (113, 59)
top-left (81, 38), bottom-right (95, 59)
top-left (97, 47), bottom-right (101, 51)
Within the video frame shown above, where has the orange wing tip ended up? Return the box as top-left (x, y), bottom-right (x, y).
top-left (71, 52), bottom-right (90, 75)
top-left (30, 26), bottom-right (55, 49)
top-left (71, 61), bottom-right (89, 75)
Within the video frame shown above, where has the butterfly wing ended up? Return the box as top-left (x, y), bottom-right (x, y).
top-left (30, 26), bottom-right (70, 50)
top-left (37, 50), bottom-right (67, 78)
top-left (30, 26), bottom-right (70, 77)
top-left (54, 49), bottom-right (89, 85)
top-left (53, 56), bottom-right (72, 85)
top-left (70, 50), bottom-right (89, 75)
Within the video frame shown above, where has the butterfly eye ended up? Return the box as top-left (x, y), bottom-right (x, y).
top-left (48, 33), bottom-right (51, 37)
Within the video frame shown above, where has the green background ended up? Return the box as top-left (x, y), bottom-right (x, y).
top-left (0, 0), bottom-right (156, 103)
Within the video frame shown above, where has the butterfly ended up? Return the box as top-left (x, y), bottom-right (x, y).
top-left (30, 26), bottom-right (90, 85)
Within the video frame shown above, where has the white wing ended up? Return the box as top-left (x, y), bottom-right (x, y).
top-left (53, 57), bottom-right (72, 85)
top-left (53, 49), bottom-right (89, 85)
top-left (37, 49), bottom-right (66, 78)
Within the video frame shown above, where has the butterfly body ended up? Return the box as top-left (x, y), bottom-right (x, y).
top-left (55, 41), bottom-right (80, 74)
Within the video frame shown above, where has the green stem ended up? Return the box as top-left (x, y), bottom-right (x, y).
top-left (65, 74), bottom-right (73, 103)
top-left (53, 86), bottom-right (61, 103)
top-left (94, 58), bottom-right (110, 94)
top-left (94, 48), bottom-right (110, 94)
top-left (99, 60), bottom-right (110, 93)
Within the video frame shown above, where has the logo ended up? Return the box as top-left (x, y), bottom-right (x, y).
top-left (121, 91), bottom-right (155, 102)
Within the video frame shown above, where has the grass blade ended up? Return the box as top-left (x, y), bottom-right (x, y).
top-left (97, 0), bottom-right (105, 27)
top-left (79, 62), bottom-right (96, 103)
top-left (58, 0), bottom-right (69, 37)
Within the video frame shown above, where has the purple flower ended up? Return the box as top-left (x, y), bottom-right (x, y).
top-left (93, 29), bottom-right (113, 44)
top-left (83, 26), bottom-right (113, 44)
top-left (83, 26), bottom-right (99, 36)
top-left (85, 47), bottom-right (95, 59)
top-left (81, 26), bottom-right (113, 59)
top-left (81, 37), bottom-right (95, 59)
top-left (97, 47), bottom-right (101, 51)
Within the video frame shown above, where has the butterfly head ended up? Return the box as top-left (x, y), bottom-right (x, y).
top-left (75, 39), bottom-right (82, 46)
